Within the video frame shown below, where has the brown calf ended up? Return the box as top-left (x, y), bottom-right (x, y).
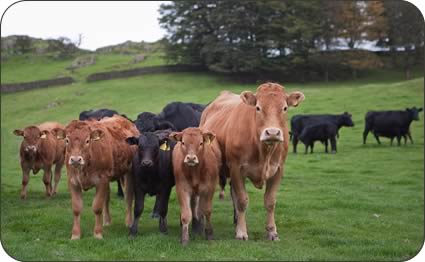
top-left (170, 128), bottom-right (221, 245)
top-left (200, 83), bottom-right (304, 241)
top-left (52, 115), bottom-right (139, 240)
top-left (14, 122), bottom-right (65, 199)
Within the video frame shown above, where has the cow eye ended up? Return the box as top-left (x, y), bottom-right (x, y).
top-left (65, 138), bottom-right (69, 145)
top-left (283, 106), bottom-right (288, 112)
top-left (200, 142), bottom-right (203, 146)
top-left (256, 106), bottom-right (261, 112)
top-left (85, 139), bottom-right (90, 144)
top-left (181, 141), bottom-right (185, 145)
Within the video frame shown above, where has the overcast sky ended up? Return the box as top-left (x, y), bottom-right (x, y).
top-left (1, 1), bottom-right (169, 50)
top-left (1, 1), bottom-right (424, 51)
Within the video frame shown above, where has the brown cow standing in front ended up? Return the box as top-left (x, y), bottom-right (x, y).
top-left (200, 82), bottom-right (304, 241)
top-left (14, 122), bottom-right (65, 199)
top-left (170, 127), bottom-right (221, 245)
top-left (52, 115), bottom-right (139, 240)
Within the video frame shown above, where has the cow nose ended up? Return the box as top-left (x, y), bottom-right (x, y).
top-left (69, 156), bottom-right (84, 166)
top-left (26, 146), bottom-right (37, 152)
top-left (184, 154), bottom-right (199, 166)
top-left (141, 160), bottom-right (153, 167)
top-left (261, 128), bottom-right (284, 143)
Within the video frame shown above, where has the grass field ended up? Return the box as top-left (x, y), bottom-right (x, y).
top-left (1, 70), bottom-right (424, 261)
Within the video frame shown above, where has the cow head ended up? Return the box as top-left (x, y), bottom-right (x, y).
top-left (169, 128), bottom-right (215, 167)
top-left (240, 82), bottom-right (304, 144)
top-left (126, 129), bottom-right (173, 168)
top-left (407, 107), bottom-right (423, 121)
top-left (13, 126), bottom-right (49, 155)
top-left (338, 112), bottom-right (355, 127)
top-left (52, 121), bottom-right (104, 168)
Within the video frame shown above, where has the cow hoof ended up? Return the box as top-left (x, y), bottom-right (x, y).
top-left (235, 233), bottom-right (248, 241)
top-left (94, 233), bottom-right (103, 239)
top-left (267, 232), bottom-right (280, 241)
top-left (103, 221), bottom-right (111, 226)
top-left (219, 191), bottom-right (225, 200)
top-left (71, 234), bottom-right (80, 240)
top-left (331, 151), bottom-right (336, 154)
top-left (20, 194), bottom-right (27, 200)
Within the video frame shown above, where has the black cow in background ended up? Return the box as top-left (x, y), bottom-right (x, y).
top-left (363, 107), bottom-right (423, 146)
top-left (79, 108), bottom-right (130, 198)
top-left (291, 112), bottom-right (354, 153)
top-left (79, 108), bottom-right (131, 121)
top-left (134, 112), bottom-right (176, 132)
top-left (126, 129), bottom-right (175, 236)
top-left (156, 102), bottom-right (205, 131)
top-left (299, 122), bottom-right (338, 154)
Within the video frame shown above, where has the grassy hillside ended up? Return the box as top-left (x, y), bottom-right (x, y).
top-left (1, 71), bottom-right (423, 261)
top-left (1, 39), bottom-right (169, 83)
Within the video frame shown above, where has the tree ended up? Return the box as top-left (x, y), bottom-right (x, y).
top-left (382, 0), bottom-right (424, 79)
top-left (15, 35), bottom-right (32, 54)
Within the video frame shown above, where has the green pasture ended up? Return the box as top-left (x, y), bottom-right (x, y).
top-left (1, 71), bottom-right (424, 260)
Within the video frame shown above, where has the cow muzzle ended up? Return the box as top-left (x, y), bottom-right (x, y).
top-left (260, 128), bottom-right (284, 144)
top-left (25, 145), bottom-right (37, 152)
top-left (184, 154), bottom-right (199, 167)
top-left (141, 160), bottom-right (153, 167)
top-left (69, 155), bottom-right (85, 167)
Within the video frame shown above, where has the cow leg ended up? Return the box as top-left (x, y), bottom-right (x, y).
top-left (310, 143), bottom-right (314, 154)
top-left (396, 134), bottom-right (401, 146)
top-left (407, 131), bottom-right (414, 144)
top-left (373, 132), bottom-right (381, 144)
top-left (191, 195), bottom-right (204, 235)
top-left (293, 135), bottom-right (299, 153)
top-left (20, 165), bottom-right (30, 199)
top-left (158, 185), bottom-right (172, 234)
top-left (390, 137), bottom-right (394, 146)
top-left (218, 173), bottom-right (226, 200)
top-left (177, 189), bottom-right (192, 246)
top-left (52, 162), bottom-right (63, 196)
top-left (125, 173), bottom-right (134, 227)
top-left (69, 181), bottom-right (83, 240)
top-left (304, 144), bottom-right (308, 154)
top-left (129, 188), bottom-right (145, 237)
top-left (117, 180), bottom-right (124, 198)
top-left (92, 181), bottom-right (109, 239)
top-left (103, 183), bottom-right (112, 226)
top-left (230, 182), bottom-right (237, 225)
top-left (324, 140), bottom-right (328, 153)
top-left (264, 169), bottom-right (282, 241)
top-left (330, 136), bottom-right (337, 153)
top-left (42, 166), bottom-right (53, 197)
top-left (201, 191), bottom-right (215, 240)
top-left (151, 196), bottom-right (160, 219)
top-left (231, 167), bottom-right (249, 241)
top-left (363, 123), bottom-right (372, 144)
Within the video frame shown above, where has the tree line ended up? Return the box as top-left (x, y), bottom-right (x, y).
top-left (159, 0), bottom-right (424, 81)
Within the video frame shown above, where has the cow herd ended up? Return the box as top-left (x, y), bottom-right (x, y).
top-left (12, 82), bottom-right (422, 245)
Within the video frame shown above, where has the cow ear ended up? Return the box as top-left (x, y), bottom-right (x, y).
top-left (51, 128), bottom-right (66, 139)
top-left (126, 136), bottom-right (139, 145)
top-left (40, 130), bottom-right (50, 139)
top-left (169, 132), bottom-right (183, 142)
top-left (419, 108), bottom-right (423, 112)
top-left (287, 91), bottom-right (305, 107)
top-left (240, 91), bottom-right (257, 106)
top-left (13, 129), bottom-right (24, 136)
top-left (202, 131), bottom-right (216, 145)
top-left (90, 129), bottom-right (105, 141)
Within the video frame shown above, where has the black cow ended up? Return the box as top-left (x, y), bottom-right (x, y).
top-left (134, 112), bottom-right (176, 132)
top-left (291, 112), bottom-right (354, 153)
top-left (79, 108), bottom-right (130, 198)
top-left (363, 107), bottom-right (423, 146)
top-left (79, 108), bottom-right (131, 121)
top-left (299, 122), bottom-right (338, 154)
top-left (126, 129), bottom-right (175, 236)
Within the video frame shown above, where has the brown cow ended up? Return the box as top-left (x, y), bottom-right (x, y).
top-left (13, 122), bottom-right (65, 199)
top-left (52, 115), bottom-right (139, 240)
top-left (200, 82), bottom-right (304, 241)
top-left (170, 128), bottom-right (221, 245)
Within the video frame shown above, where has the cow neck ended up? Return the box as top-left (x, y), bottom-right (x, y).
top-left (259, 142), bottom-right (283, 181)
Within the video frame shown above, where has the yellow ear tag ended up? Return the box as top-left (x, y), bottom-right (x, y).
top-left (160, 141), bottom-right (170, 151)
top-left (205, 137), bottom-right (211, 145)
top-left (92, 136), bottom-right (100, 141)
top-left (40, 133), bottom-right (47, 139)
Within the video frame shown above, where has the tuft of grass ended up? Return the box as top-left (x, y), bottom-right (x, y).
top-left (1, 71), bottom-right (423, 261)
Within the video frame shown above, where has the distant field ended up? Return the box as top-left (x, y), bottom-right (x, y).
top-left (1, 71), bottom-right (424, 261)
top-left (0, 52), bottom-right (169, 83)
